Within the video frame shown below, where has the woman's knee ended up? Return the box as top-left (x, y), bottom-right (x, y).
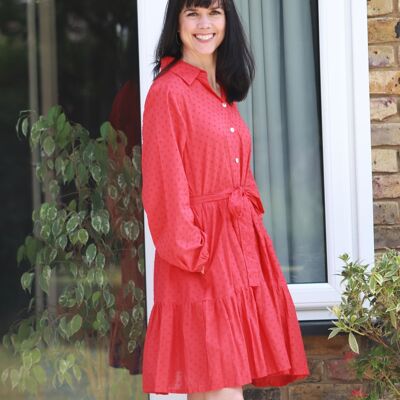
top-left (203, 386), bottom-right (244, 400)
top-left (188, 392), bottom-right (205, 400)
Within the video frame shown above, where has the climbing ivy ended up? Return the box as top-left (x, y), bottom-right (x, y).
top-left (1, 106), bottom-right (145, 396)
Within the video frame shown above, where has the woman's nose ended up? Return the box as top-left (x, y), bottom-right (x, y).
top-left (197, 15), bottom-right (211, 29)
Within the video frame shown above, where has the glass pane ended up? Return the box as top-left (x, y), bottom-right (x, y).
top-left (236, 0), bottom-right (327, 284)
top-left (0, 1), bottom-right (147, 399)
top-left (0, 1), bottom-right (32, 398)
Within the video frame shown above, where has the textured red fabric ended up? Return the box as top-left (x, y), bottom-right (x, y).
top-left (141, 56), bottom-right (310, 395)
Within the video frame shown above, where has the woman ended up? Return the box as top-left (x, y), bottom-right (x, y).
top-left (141, 0), bottom-right (310, 399)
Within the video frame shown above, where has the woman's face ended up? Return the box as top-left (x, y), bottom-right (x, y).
top-left (178, 2), bottom-right (226, 59)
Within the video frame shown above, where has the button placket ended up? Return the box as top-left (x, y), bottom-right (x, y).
top-left (223, 103), bottom-right (241, 187)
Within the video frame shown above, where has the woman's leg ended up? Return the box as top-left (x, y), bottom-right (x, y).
top-left (188, 386), bottom-right (244, 400)
top-left (187, 392), bottom-right (205, 400)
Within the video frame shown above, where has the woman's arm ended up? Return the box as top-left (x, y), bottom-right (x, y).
top-left (141, 82), bottom-right (209, 274)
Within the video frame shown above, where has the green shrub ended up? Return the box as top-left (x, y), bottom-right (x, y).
top-left (329, 250), bottom-right (400, 400)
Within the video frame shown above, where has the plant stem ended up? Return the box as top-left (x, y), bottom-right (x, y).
top-left (382, 372), bottom-right (400, 397)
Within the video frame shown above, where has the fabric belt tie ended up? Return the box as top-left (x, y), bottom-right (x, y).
top-left (190, 185), bottom-right (264, 286)
top-left (189, 185), bottom-right (265, 218)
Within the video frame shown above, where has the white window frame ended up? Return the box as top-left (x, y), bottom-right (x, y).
top-left (137, 0), bottom-right (374, 328)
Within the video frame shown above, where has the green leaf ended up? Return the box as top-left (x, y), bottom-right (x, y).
top-left (92, 291), bottom-right (101, 307)
top-left (76, 283), bottom-right (84, 305)
top-left (1, 368), bottom-right (9, 384)
top-left (91, 214), bottom-right (102, 233)
top-left (59, 317), bottom-right (69, 339)
top-left (40, 203), bottom-right (49, 220)
top-left (66, 354), bottom-right (75, 368)
top-left (22, 352), bottom-right (33, 370)
top-left (21, 272), bottom-right (34, 293)
top-left (100, 121), bottom-right (117, 149)
top-left (59, 359), bottom-right (68, 374)
top-left (69, 314), bottom-right (82, 336)
top-left (25, 236), bottom-right (41, 264)
top-left (32, 365), bottom-right (47, 385)
top-left (72, 365), bottom-right (82, 382)
top-left (95, 252), bottom-right (105, 269)
top-left (89, 164), bottom-right (102, 183)
top-left (69, 231), bottom-right (79, 246)
top-left (52, 218), bottom-right (63, 237)
top-left (49, 248), bottom-right (57, 262)
top-left (66, 214), bottom-right (79, 233)
top-left (369, 275), bottom-right (377, 293)
top-left (31, 349), bottom-right (41, 364)
top-left (57, 234), bottom-right (68, 250)
top-left (56, 113), bottom-right (66, 132)
top-left (87, 269), bottom-right (95, 284)
top-left (138, 258), bottom-right (145, 275)
top-left (103, 290), bottom-right (114, 308)
top-left (48, 105), bottom-right (62, 125)
top-left (389, 310), bottom-right (397, 329)
top-left (47, 205), bottom-right (57, 221)
top-left (85, 244), bottom-right (97, 264)
top-left (77, 229), bottom-right (89, 245)
top-left (2, 334), bottom-right (11, 349)
top-left (21, 117), bottom-right (29, 137)
top-left (43, 136), bottom-right (56, 156)
top-left (70, 263), bottom-right (78, 278)
top-left (25, 374), bottom-right (38, 395)
top-left (40, 225), bottom-right (51, 240)
top-left (55, 156), bottom-right (63, 175)
top-left (132, 305), bottom-right (144, 321)
top-left (77, 163), bottom-right (89, 185)
top-left (10, 369), bottom-right (20, 389)
top-left (128, 340), bottom-right (137, 353)
top-left (39, 265), bottom-right (51, 294)
top-left (120, 311), bottom-right (129, 327)
top-left (17, 245), bottom-right (25, 264)
top-left (64, 160), bottom-right (74, 183)
top-left (348, 332), bottom-right (359, 354)
top-left (99, 210), bottom-right (110, 234)
top-left (121, 221), bottom-right (140, 241)
top-left (107, 185), bottom-right (118, 200)
top-left (64, 371), bottom-right (74, 388)
top-left (95, 269), bottom-right (104, 286)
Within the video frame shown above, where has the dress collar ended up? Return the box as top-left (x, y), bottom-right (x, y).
top-left (160, 56), bottom-right (207, 86)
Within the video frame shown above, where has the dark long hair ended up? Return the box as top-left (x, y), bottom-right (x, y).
top-left (153, 0), bottom-right (254, 104)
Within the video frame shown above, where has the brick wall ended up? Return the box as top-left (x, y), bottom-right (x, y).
top-left (369, 0), bottom-right (400, 251)
top-left (244, 335), bottom-right (367, 399)
top-left (243, 1), bottom-right (400, 399)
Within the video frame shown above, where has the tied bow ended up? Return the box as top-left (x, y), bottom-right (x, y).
top-left (228, 186), bottom-right (265, 219)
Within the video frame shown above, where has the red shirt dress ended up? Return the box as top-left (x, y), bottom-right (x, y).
top-left (141, 56), bottom-right (310, 395)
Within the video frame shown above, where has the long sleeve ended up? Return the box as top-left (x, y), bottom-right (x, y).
top-left (141, 83), bottom-right (209, 274)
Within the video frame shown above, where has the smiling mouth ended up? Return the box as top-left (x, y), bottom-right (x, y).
top-left (194, 33), bottom-right (216, 41)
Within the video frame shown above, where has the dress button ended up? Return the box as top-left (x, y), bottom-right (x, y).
top-left (222, 102), bottom-right (227, 108)
top-left (235, 157), bottom-right (240, 163)
top-left (230, 127), bottom-right (235, 133)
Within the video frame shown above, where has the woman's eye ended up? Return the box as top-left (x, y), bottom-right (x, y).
top-left (185, 9), bottom-right (222, 17)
